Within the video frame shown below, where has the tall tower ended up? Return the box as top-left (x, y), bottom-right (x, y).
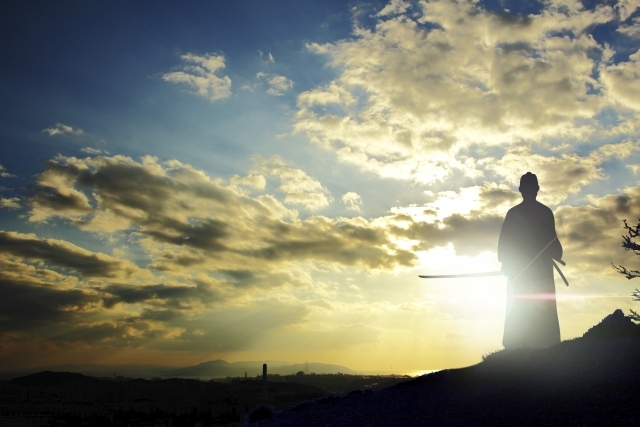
top-left (305, 361), bottom-right (310, 375)
top-left (262, 364), bottom-right (267, 400)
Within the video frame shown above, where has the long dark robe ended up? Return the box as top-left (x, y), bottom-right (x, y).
top-left (497, 199), bottom-right (562, 350)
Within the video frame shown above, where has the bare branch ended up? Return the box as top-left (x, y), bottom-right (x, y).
top-left (612, 264), bottom-right (640, 280)
top-left (621, 218), bottom-right (640, 254)
top-left (614, 221), bottom-right (640, 320)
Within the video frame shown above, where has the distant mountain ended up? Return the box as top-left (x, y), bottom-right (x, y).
top-left (0, 360), bottom-right (359, 381)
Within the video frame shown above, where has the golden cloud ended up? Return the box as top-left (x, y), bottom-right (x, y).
top-left (293, 0), bottom-right (637, 183)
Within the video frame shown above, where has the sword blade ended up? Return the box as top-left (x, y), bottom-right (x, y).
top-left (419, 271), bottom-right (503, 279)
top-left (419, 260), bottom-right (567, 281)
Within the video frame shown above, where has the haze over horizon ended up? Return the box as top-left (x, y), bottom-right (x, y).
top-left (1, 0), bottom-right (640, 374)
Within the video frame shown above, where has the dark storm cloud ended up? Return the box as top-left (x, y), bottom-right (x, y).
top-left (134, 308), bottom-right (183, 323)
top-left (140, 218), bottom-right (229, 252)
top-left (243, 217), bottom-right (417, 268)
top-left (0, 231), bottom-right (139, 278)
top-left (613, 194), bottom-right (632, 215)
top-left (0, 256), bottom-right (210, 346)
top-left (30, 156), bottom-right (233, 226)
top-left (101, 282), bottom-right (223, 309)
top-left (555, 186), bottom-right (640, 276)
top-left (557, 193), bottom-right (640, 247)
top-left (0, 272), bottom-right (101, 331)
top-left (51, 314), bottom-right (187, 346)
top-left (51, 322), bottom-right (123, 344)
top-left (30, 188), bottom-right (93, 216)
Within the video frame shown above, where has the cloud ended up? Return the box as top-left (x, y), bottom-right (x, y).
top-left (0, 197), bottom-right (20, 209)
top-left (26, 155), bottom-right (415, 277)
top-left (81, 147), bottom-right (108, 155)
top-left (254, 155), bottom-right (334, 210)
top-left (628, 164), bottom-right (640, 174)
top-left (8, 151), bottom-right (640, 360)
top-left (341, 192), bottom-right (363, 212)
top-left (0, 231), bottom-right (144, 279)
top-left (230, 173), bottom-right (266, 190)
top-left (293, 0), bottom-right (633, 183)
top-left (42, 123), bottom-right (85, 137)
top-left (618, 16), bottom-right (640, 38)
top-left (297, 81), bottom-right (355, 107)
top-left (0, 235), bottom-right (231, 347)
top-left (388, 212), bottom-right (505, 257)
top-left (0, 259), bottom-right (102, 331)
top-left (616, 0), bottom-right (640, 21)
top-left (258, 50), bottom-right (275, 63)
top-left (256, 72), bottom-right (294, 96)
top-left (21, 149), bottom-right (614, 288)
top-left (162, 53), bottom-right (232, 102)
top-left (0, 165), bottom-right (15, 178)
top-left (556, 185), bottom-right (640, 278)
top-left (601, 50), bottom-right (640, 111)
top-left (478, 141), bottom-right (640, 206)
top-left (377, 0), bottom-right (410, 16)
top-left (28, 159), bottom-right (94, 222)
top-left (100, 281), bottom-right (226, 309)
top-left (0, 245), bottom-right (241, 350)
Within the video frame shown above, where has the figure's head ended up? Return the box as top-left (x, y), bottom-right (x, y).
top-left (519, 172), bottom-right (539, 201)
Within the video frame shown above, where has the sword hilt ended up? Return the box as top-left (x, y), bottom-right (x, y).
top-left (552, 259), bottom-right (569, 286)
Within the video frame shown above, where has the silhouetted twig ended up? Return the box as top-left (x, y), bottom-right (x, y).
top-left (630, 289), bottom-right (640, 322)
top-left (621, 219), bottom-right (640, 254)
top-left (612, 264), bottom-right (640, 280)
top-left (613, 219), bottom-right (640, 322)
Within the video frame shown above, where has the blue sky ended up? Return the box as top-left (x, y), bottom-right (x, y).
top-left (1, 0), bottom-right (640, 373)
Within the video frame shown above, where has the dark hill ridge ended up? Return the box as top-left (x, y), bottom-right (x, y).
top-left (9, 371), bottom-right (101, 387)
top-left (247, 310), bottom-right (640, 426)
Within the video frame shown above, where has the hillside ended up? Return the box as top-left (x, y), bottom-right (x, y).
top-left (246, 310), bottom-right (640, 426)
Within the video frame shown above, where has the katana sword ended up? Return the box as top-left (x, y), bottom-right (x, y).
top-left (419, 259), bottom-right (569, 286)
top-left (418, 271), bottom-right (503, 279)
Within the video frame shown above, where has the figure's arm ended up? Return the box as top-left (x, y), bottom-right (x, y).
top-left (498, 211), bottom-right (516, 276)
top-left (548, 210), bottom-right (563, 261)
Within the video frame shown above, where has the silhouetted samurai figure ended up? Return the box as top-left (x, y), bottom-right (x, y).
top-left (498, 172), bottom-right (562, 349)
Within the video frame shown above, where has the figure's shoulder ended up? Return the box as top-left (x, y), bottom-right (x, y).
top-left (506, 202), bottom-right (525, 215)
top-left (507, 201), bottom-right (554, 219)
top-left (534, 200), bottom-right (554, 215)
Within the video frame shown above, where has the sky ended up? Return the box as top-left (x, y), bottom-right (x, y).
top-left (1, 0), bottom-right (640, 374)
